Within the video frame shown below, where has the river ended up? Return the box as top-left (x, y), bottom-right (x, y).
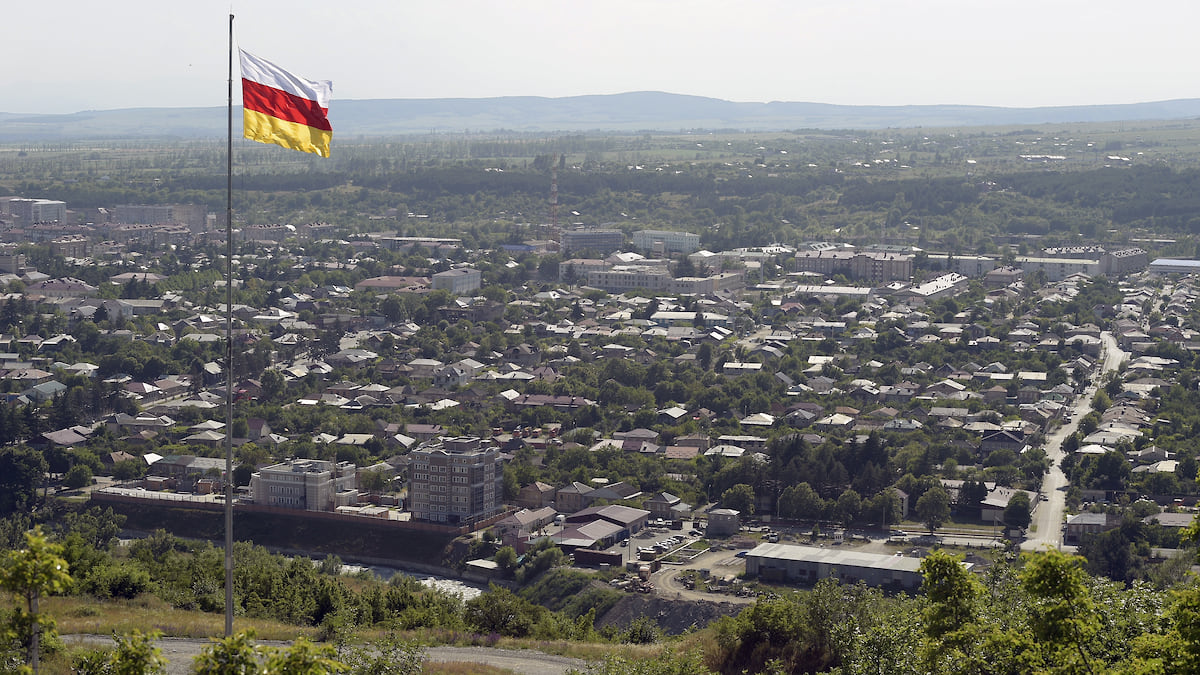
top-left (339, 563), bottom-right (485, 600)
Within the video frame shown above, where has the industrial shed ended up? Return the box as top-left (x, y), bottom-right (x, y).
top-left (744, 543), bottom-right (963, 591)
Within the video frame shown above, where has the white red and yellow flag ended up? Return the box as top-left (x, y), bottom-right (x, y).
top-left (239, 49), bottom-right (332, 157)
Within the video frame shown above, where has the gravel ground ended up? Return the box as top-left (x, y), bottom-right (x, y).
top-left (64, 635), bottom-right (587, 675)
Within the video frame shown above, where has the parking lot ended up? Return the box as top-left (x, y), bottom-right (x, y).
top-left (604, 520), bottom-right (709, 564)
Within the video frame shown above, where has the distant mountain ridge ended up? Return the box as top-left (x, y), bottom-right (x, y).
top-left (3, 91), bottom-right (1200, 141)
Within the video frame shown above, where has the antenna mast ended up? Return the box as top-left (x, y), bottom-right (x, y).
top-left (550, 162), bottom-right (559, 236)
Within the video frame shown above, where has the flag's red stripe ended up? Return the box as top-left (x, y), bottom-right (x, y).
top-left (242, 79), bottom-right (332, 132)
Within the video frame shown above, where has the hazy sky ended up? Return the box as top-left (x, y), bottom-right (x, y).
top-left (6, 0), bottom-right (1200, 114)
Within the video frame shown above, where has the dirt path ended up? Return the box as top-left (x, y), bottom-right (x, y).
top-left (652, 550), bottom-right (756, 605)
top-left (65, 635), bottom-right (587, 675)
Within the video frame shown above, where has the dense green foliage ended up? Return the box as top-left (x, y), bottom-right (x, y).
top-left (702, 549), bottom-right (1195, 675)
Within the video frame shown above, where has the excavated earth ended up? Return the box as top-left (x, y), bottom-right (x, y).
top-left (597, 594), bottom-right (745, 635)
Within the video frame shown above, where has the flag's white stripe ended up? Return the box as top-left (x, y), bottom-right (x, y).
top-left (239, 49), bottom-right (332, 109)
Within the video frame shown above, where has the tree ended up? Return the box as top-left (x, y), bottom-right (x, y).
top-left (957, 479), bottom-right (988, 518)
top-left (0, 527), bottom-right (72, 674)
top-left (1003, 491), bottom-right (1032, 531)
top-left (1085, 450), bottom-right (1131, 491)
top-left (721, 484), bottom-right (755, 516)
top-left (778, 482), bottom-right (825, 521)
top-left (623, 615), bottom-right (661, 645)
top-left (378, 295), bottom-right (404, 323)
top-left (111, 460), bottom-right (145, 481)
top-left (464, 585), bottom-right (543, 637)
top-left (260, 370), bottom-right (286, 402)
top-left (835, 488), bottom-right (862, 525)
top-left (0, 447), bottom-right (48, 515)
top-left (63, 464), bottom-right (93, 490)
top-left (357, 469), bottom-right (387, 495)
top-left (865, 489), bottom-right (901, 528)
top-left (1020, 551), bottom-right (1099, 673)
top-left (1078, 524), bottom-right (1141, 583)
top-left (916, 486), bottom-right (951, 534)
top-left (494, 546), bottom-right (518, 574)
top-left (920, 549), bottom-right (983, 672)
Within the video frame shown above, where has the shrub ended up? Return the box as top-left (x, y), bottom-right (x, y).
top-left (83, 561), bottom-right (153, 599)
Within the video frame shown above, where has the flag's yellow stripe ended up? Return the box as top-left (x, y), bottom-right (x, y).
top-left (243, 108), bottom-right (332, 157)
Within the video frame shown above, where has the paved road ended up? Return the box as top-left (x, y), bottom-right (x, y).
top-left (425, 646), bottom-right (585, 674)
top-left (1022, 331), bottom-right (1126, 553)
top-left (65, 635), bottom-right (586, 675)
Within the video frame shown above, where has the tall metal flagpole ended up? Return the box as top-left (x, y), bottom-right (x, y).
top-left (224, 12), bottom-right (235, 638)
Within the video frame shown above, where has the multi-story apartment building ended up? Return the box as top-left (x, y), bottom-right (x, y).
top-left (586, 266), bottom-right (672, 292)
top-left (251, 459), bottom-right (358, 511)
top-left (50, 235), bottom-right (88, 259)
top-left (8, 198), bottom-right (67, 224)
top-left (670, 271), bottom-right (745, 295)
top-left (1014, 256), bottom-right (1100, 281)
top-left (102, 223), bottom-right (194, 249)
top-left (560, 229), bottom-right (625, 254)
top-left (25, 277), bottom-right (99, 298)
top-left (632, 229), bottom-right (701, 255)
top-left (380, 236), bottom-right (463, 252)
top-left (793, 250), bottom-right (913, 282)
top-left (1100, 248), bottom-right (1149, 276)
top-left (22, 223), bottom-right (91, 243)
top-left (558, 258), bottom-right (611, 282)
top-left (114, 204), bottom-right (207, 229)
top-left (0, 251), bottom-right (29, 275)
top-left (431, 267), bottom-right (482, 294)
top-left (242, 224), bottom-right (292, 243)
top-left (115, 204), bottom-right (174, 225)
top-left (1042, 246), bottom-right (1106, 260)
top-left (927, 254), bottom-right (1000, 278)
top-left (583, 266), bottom-right (745, 295)
top-left (984, 266), bottom-right (1024, 289)
top-left (892, 273), bottom-right (971, 305)
top-left (408, 437), bottom-right (504, 526)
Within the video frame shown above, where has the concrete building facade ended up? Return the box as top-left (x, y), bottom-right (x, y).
top-left (251, 459), bottom-right (359, 511)
top-left (9, 198), bottom-right (67, 224)
top-left (408, 437), bottom-right (504, 525)
top-left (1100, 248), bottom-right (1149, 276)
top-left (1015, 256), bottom-right (1100, 281)
top-left (793, 250), bottom-right (913, 282)
top-left (632, 229), bottom-right (701, 255)
top-left (586, 266), bottom-right (672, 292)
top-left (431, 268), bottom-right (483, 294)
top-left (560, 229), bottom-right (625, 254)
